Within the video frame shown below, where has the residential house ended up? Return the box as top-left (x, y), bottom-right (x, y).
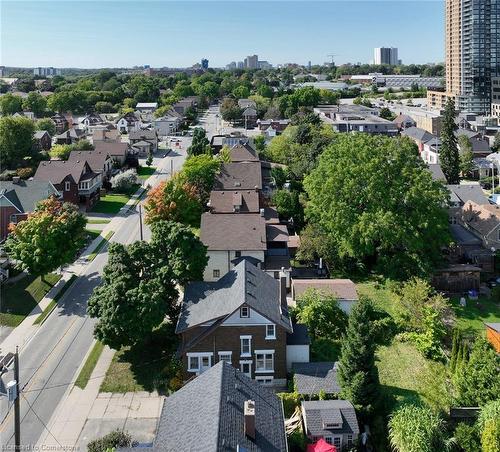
top-left (68, 150), bottom-right (113, 181)
top-left (92, 128), bottom-right (121, 142)
top-left (34, 160), bottom-right (101, 209)
top-left (291, 279), bottom-right (358, 314)
top-left (242, 107), bottom-right (258, 128)
top-left (421, 136), bottom-right (442, 165)
top-left (393, 114), bottom-right (416, 131)
top-left (53, 128), bottom-right (85, 145)
top-left (257, 119), bottom-right (290, 133)
top-left (117, 361), bottom-right (288, 452)
top-left (401, 126), bottom-right (436, 153)
top-left (172, 96), bottom-right (198, 116)
top-left (214, 162), bottom-right (262, 191)
top-left (79, 113), bottom-right (104, 131)
top-left (292, 362), bottom-right (341, 396)
top-left (428, 163), bottom-right (446, 181)
top-left (457, 134), bottom-right (491, 158)
top-left (0, 178), bottom-right (60, 241)
top-left (301, 400), bottom-right (359, 450)
top-left (485, 323), bottom-right (500, 353)
top-left (461, 200), bottom-right (500, 249)
top-left (238, 99), bottom-right (257, 110)
top-left (152, 114), bottom-right (181, 137)
top-left (447, 184), bottom-right (489, 224)
top-left (229, 143), bottom-right (259, 162)
top-left (210, 135), bottom-right (254, 154)
top-left (33, 130), bottom-right (52, 151)
top-left (51, 113), bottom-right (69, 134)
top-left (208, 190), bottom-right (260, 214)
top-left (135, 102), bottom-right (158, 114)
top-left (129, 129), bottom-right (158, 155)
top-left (176, 259), bottom-right (293, 386)
top-left (116, 112), bottom-right (140, 134)
top-left (93, 140), bottom-right (129, 166)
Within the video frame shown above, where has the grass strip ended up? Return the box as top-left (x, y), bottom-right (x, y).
top-left (74, 341), bottom-right (105, 389)
top-left (87, 231), bottom-right (114, 262)
top-left (87, 219), bottom-right (111, 224)
top-left (33, 274), bottom-right (77, 325)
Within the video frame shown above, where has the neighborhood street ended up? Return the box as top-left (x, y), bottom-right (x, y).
top-left (0, 138), bottom-right (189, 447)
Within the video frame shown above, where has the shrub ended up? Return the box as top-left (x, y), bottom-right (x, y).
top-left (87, 430), bottom-right (132, 452)
top-left (110, 169), bottom-right (138, 192)
top-left (453, 422), bottom-right (480, 452)
top-left (278, 392), bottom-right (302, 418)
top-left (16, 167), bottom-right (34, 179)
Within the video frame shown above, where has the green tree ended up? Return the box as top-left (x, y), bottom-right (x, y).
top-left (94, 101), bottom-right (114, 113)
top-left (36, 118), bottom-right (56, 136)
top-left (388, 404), bottom-right (449, 452)
top-left (292, 288), bottom-right (348, 340)
top-left (187, 127), bottom-right (211, 156)
top-left (460, 150), bottom-right (474, 178)
top-left (0, 115), bottom-right (35, 168)
top-left (303, 134), bottom-right (450, 278)
top-left (338, 297), bottom-right (380, 418)
top-left (144, 174), bottom-right (202, 227)
top-left (49, 144), bottom-right (72, 160)
top-left (492, 132), bottom-right (500, 153)
top-left (146, 154), bottom-right (153, 167)
top-left (87, 221), bottom-right (206, 348)
top-left (220, 97), bottom-right (243, 122)
top-left (5, 198), bottom-right (87, 279)
top-left (0, 93), bottom-right (23, 115)
top-left (453, 338), bottom-right (500, 406)
top-left (453, 423), bottom-right (480, 452)
top-left (257, 84), bottom-right (273, 98)
top-left (272, 189), bottom-right (305, 230)
top-left (182, 154), bottom-right (221, 204)
top-left (440, 99), bottom-right (460, 184)
top-left (379, 107), bottom-right (396, 121)
top-left (22, 91), bottom-right (47, 117)
top-left (481, 420), bottom-right (500, 452)
top-left (232, 85), bottom-right (251, 99)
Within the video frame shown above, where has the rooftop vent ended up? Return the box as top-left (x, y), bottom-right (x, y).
top-left (244, 400), bottom-right (256, 439)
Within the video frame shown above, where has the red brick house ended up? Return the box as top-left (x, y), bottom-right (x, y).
top-left (176, 259), bottom-right (293, 386)
top-left (34, 160), bottom-right (102, 209)
top-left (33, 130), bottom-right (52, 151)
top-left (0, 178), bottom-right (60, 241)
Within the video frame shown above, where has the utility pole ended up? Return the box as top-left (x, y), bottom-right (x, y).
top-left (138, 204), bottom-right (143, 241)
top-left (170, 158), bottom-right (173, 176)
top-left (14, 346), bottom-right (20, 451)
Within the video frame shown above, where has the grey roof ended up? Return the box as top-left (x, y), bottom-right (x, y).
top-left (68, 150), bottom-right (110, 173)
top-left (287, 323), bottom-right (311, 346)
top-left (230, 143), bottom-right (259, 162)
top-left (200, 212), bottom-right (267, 251)
top-left (208, 190), bottom-right (260, 213)
top-left (0, 180), bottom-right (60, 213)
top-left (485, 322), bottom-right (500, 332)
top-left (447, 184), bottom-right (488, 205)
top-left (34, 130), bottom-right (50, 139)
top-left (214, 162), bottom-right (262, 190)
top-left (302, 400), bottom-right (359, 436)
top-left (455, 129), bottom-right (481, 140)
top-left (449, 224), bottom-right (482, 246)
top-left (34, 159), bottom-right (94, 185)
top-left (427, 163), bottom-right (446, 181)
top-left (93, 140), bottom-right (129, 157)
top-left (176, 259), bottom-right (292, 333)
top-left (402, 126), bottom-right (435, 143)
top-left (242, 107), bottom-right (257, 117)
top-left (148, 361), bottom-right (287, 452)
top-left (292, 362), bottom-right (341, 396)
top-left (129, 129), bottom-right (157, 140)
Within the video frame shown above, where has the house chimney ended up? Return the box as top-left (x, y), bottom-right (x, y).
top-left (279, 275), bottom-right (287, 308)
top-left (12, 176), bottom-right (20, 185)
top-left (244, 400), bottom-right (256, 440)
top-left (259, 208), bottom-right (265, 217)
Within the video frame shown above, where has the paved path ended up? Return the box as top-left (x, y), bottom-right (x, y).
top-left (0, 139), bottom-right (189, 448)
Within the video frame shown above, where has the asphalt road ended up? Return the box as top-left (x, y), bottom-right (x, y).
top-left (0, 138), bottom-right (189, 448)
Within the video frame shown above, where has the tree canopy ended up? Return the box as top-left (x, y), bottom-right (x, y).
top-left (5, 198), bottom-right (87, 277)
top-left (0, 115), bottom-right (36, 169)
top-left (182, 154), bottom-right (221, 204)
top-left (187, 127), bottom-right (211, 156)
top-left (303, 134), bottom-right (450, 278)
top-left (440, 99), bottom-right (460, 184)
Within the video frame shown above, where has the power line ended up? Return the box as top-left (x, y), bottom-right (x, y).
top-left (21, 392), bottom-right (65, 449)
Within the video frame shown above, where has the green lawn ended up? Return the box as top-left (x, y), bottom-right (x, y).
top-left (137, 166), bottom-right (156, 180)
top-left (0, 273), bottom-right (61, 326)
top-left (377, 340), bottom-right (450, 413)
top-left (75, 341), bottom-right (105, 389)
top-left (86, 218), bottom-right (111, 225)
top-left (356, 279), bottom-right (400, 317)
top-left (91, 184), bottom-right (140, 215)
top-left (100, 324), bottom-right (178, 394)
top-left (449, 295), bottom-right (500, 334)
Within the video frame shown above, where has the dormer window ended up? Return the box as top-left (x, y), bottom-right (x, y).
top-left (240, 306), bottom-right (249, 318)
top-left (323, 422), bottom-right (341, 429)
top-left (65, 181), bottom-right (71, 191)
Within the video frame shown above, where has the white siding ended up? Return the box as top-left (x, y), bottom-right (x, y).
top-left (286, 345), bottom-right (310, 370)
top-left (203, 250), bottom-right (265, 282)
top-left (223, 308), bottom-right (272, 326)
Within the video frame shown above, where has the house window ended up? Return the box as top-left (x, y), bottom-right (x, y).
top-left (188, 356), bottom-right (199, 371)
top-left (255, 376), bottom-right (274, 385)
top-left (347, 435), bottom-right (353, 447)
top-left (240, 336), bottom-right (252, 357)
top-left (324, 437), bottom-right (333, 445)
top-left (333, 437), bottom-right (341, 449)
top-left (65, 181), bottom-right (71, 191)
top-left (213, 269), bottom-right (220, 278)
top-left (240, 361), bottom-right (252, 377)
top-left (9, 214), bottom-right (18, 224)
top-left (265, 324), bottom-right (276, 340)
top-left (187, 353), bottom-right (212, 372)
top-left (218, 352), bottom-right (232, 364)
top-left (240, 306), bottom-right (250, 318)
top-left (235, 251), bottom-right (241, 258)
top-left (255, 351), bottom-right (274, 372)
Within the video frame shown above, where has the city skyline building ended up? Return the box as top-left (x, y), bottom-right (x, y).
top-left (373, 47), bottom-right (399, 65)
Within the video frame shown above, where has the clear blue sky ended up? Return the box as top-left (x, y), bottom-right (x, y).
top-left (1, 1), bottom-right (445, 68)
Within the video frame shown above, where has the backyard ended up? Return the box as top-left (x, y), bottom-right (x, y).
top-left (0, 273), bottom-right (61, 326)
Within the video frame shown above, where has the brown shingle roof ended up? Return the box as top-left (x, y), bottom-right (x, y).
top-left (292, 279), bottom-right (358, 301)
top-left (68, 150), bottom-right (110, 173)
top-left (93, 140), bottom-right (128, 158)
top-left (34, 160), bottom-right (93, 185)
top-left (200, 212), bottom-right (267, 251)
top-left (208, 190), bottom-right (260, 213)
top-left (462, 200), bottom-right (500, 238)
top-left (214, 162), bottom-right (262, 190)
top-left (229, 143), bottom-right (259, 162)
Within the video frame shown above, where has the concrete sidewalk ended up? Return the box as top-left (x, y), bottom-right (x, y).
top-left (37, 344), bottom-right (163, 449)
top-left (0, 185), bottom-right (147, 356)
